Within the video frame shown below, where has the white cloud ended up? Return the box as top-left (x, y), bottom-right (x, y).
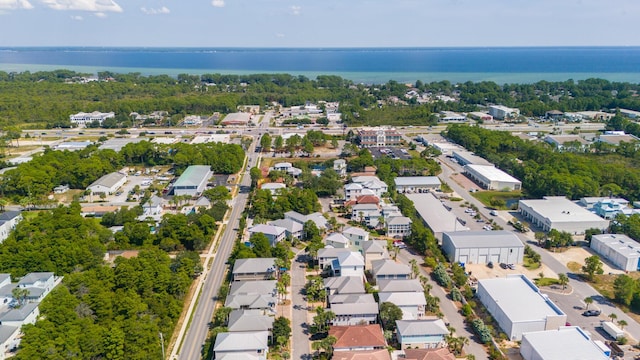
top-left (0, 0), bottom-right (34, 9)
top-left (93, 11), bottom-right (105, 17)
top-left (211, 0), bottom-right (224, 7)
top-left (290, 5), bottom-right (300, 15)
top-left (141, 6), bottom-right (169, 15)
top-left (40, 0), bottom-right (123, 12)
top-left (70, 14), bottom-right (82, 19)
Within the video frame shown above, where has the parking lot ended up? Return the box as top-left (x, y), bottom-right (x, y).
top-left (369, 147), bottom-right (412, 160)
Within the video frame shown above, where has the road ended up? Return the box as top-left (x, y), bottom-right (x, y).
top-left (291, 254), bottom-right (310, 360)
top-left (436, 154), bottom-right (640, 344)
top-left (176, 138), bottom-right (259, 360)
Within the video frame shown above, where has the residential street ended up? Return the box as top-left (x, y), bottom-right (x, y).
top-left (291, 253), bottom-right (311, 360)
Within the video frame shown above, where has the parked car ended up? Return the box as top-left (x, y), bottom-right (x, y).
top-left (487, 261), bottom-right (494, 269)
top-left (499, 263), bottom-right (508, 269)
top-left (582, 310), bottom-right (601, 317)
top-left (490, 210), bottom-right (498, 216)
top-left (507, 264), bottom-right (516, 270)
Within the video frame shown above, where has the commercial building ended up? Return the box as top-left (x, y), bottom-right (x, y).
top-left (405, 193), bottom-right (469, 238)
top-left (488, 105), bottom-right (520, 120)
top-left (463, 164), bottom-right (521, 191)
top-left (69, 111), bottom-right (115, 126)
top-left (590, 233), bottom-right (640, 272)
top-left (620, 108), bottom-right (640, 119)
top-left (357, 127), bottom-right (402, 148)
top-left (597, 132), bottom-right (640, 146)
top-left (442, 231), bottom-right (524, 265)
top-left (477, 275), bottom-right (566, 341)
top-left (173, 165), bottom-right (212, 197)
top-left (469, 112), bottom-right (494, 121)
top-left (87, 172), bottom-right (127, 196)
top-left (520, 326), bottom-right (609, 360)
top-left (220, 112), bottom-right (252, 126)
top-left (394, 177), bottom-right (441, 193)
top-left (544, 135), bottom-right (589, 151)
top-left (518, 196), bottom-right (610, 234)
top-left (452, 151), bottom-right (492, 166)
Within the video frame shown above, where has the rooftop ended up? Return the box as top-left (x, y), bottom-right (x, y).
top-left (394, 176), bottom-right (441, 187)
top-left (443, 230), bottom-right (524, 249)
top-left (174, 165), bottom-right (212, 187)
top-left (592, 233), bottom-right (640, 259)
top-left (371, 259), bottom-right (411, 276)
top-left (377, 279), bottom-right (423, 293)
top-left (478, 274), bottom-right (564, 323)
top-left (378, 292), bottom-right (426, 307)
top-left (452, 150), bottom-right (492, 166)
top-left (396, 319), bottom-right (449, 336)
top-left (332, 349), bottom-right (390, 360)
top-left (405, 193), bottom-right (469, 233)
top-left (329, 324), bottom-right (386, 349)
top-left (213, 331), bottom-right (269, 352)
top-left (232, 258), bottom-right (276, 275)
top-left (519, 196), bottom-right (610, 224)
top-left (88, 172), bottom-right (126, 189)
top-left (403, 348), bottom-right (455, 360)
top-left (521, 326), bottom-right (608, 360)
top-left (324, 276), bottom-right (366, 294)
top-left (463, 164), bottom-right (521, 184)
top-left (248, 224), bottom-right (286, 237)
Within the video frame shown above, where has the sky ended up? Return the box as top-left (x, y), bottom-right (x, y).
top-left (0, 0), bottom-right (639, 47)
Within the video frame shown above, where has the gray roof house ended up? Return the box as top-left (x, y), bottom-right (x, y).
top-left (318, 247), bottom-right (352, 270)
top-left (213, 331), bottom-right (269, 359)
top-left (377, 279), bottom-right (424, 293)
top-left (229, 280), bottom-right (277, 296)
top-left (324, 276), bottom-right (365, 296)
top-left (227, 309), bottom-right (274, 333)
top-left (248, 224), bottom-right (287, 247)
top-left (329, 293), bottom-right (379, 326)
top-left (284, 211), bottom-right (328, 230)
top-left (378, 292), bottom-right (426, 320)
top-left (0, 302), bottom-right (40, 327)
top-left (87, 172), bottom-right (127, 195)
top-left (224, 293), bottom-right (277, 313)
top-left (362, 240), bottom-right (389, 270)
top-left (395, 319), bottom-right (449, 349)
top-left (0, 325), bottom-right (19, 354)
top-left (371, 259), bottom-right (411, 281)
top-left (232, 258), bottom-right (277, 281)
top-left (268, 218), bottom-right (303, 239)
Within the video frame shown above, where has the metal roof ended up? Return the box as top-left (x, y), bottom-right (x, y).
top-left (394, 176), bottom-right (441, 187)
top-left (174, 165), bottom-right (211, 187)
top-left (463, 164), bottom-right (521, 184)
top-left (522, 327), bottom-right (608, 360)
top-left (443, 230), bottom-right (524, 249)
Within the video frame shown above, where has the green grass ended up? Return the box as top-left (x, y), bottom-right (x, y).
top-left (472, 190), bottom-right (522, 210)
top-left (523, 257), bottom-right (541, 270)
top-left (534, 277), bottom-right (560, 287)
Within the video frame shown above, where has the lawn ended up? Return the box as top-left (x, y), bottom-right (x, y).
top-left (472, 190), bottom-right (522, 210)
top-left (534, 277), bottom-right (560, 287)
top-left (523, 257), bottom-right (541, 270)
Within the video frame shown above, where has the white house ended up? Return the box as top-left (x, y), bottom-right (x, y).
top-left (87, 172), bottom-right (127, 196)
top-left (351, 204), bottom-right (380, 224)
top-left (590, 233), bottom-right (640, 272)
top-left (284, 211), bottom-right (328, 231)
top-left (248, 224), bottom-right (287, 247)
top-left (268, 218), bottom-right (303, 239)
top-left (394, 177), bottom-right (441, 193)
top-left (318, 248), bottom-right (352, 270)
top-left (334, 159), bottom-right (347, 177)
top-left (371, 260), bottom-right (411, 282)
top-left (378, 292), bottom-right (426, 319)
top-left (325, 233), bottom-right (351, 249)
top-left (488, 105), bottom-right (519, 120)
top-left (344, 183), bottom-right (364, 201)
top-left (330, 252), bottom-right (365, 279)
top-left (0, 211), bottom-right (22, 243)
top-left (362, 241), bottom-right (389, 270)
top-left (213, 331), bottom-right (269, 359)
top-left (0, 325), bottom-right (20, 359)
top-left (342, 227), bottom-right (370, 252)
top-left (0, 303), bottom-right (40, 328)
top-left (330, 293), bottom-right (379, 326)
top-left (386, 216), bottom-right (412, 238)
top-left (261, 183), bottom-right (286, 196)
top-left (396, 319), bottom-right (449, 349)
top-left (142, 195), bottom-right (163, 216)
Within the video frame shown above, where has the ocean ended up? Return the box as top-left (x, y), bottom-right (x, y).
top-left (0, 47), bottom-right (639, 84)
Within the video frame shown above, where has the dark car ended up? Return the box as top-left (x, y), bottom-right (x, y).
top-left (582, 310), bottom-right (601, 317)
top-left (499, 263), bottom-right (508, 269)
top-left (487, 261), bottom-right (494, 269)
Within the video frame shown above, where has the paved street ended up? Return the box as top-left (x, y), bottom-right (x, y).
top-left (291, 253), bottom-right (311, 360)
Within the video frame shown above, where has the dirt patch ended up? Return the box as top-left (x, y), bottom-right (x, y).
top-left (450, 172), bottom-right (481, 191)
top-left (545, 246), bottom-right (625, 275)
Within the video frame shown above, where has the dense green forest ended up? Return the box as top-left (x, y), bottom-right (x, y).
top-left (2, 71), bottom-right (640, 129)
top-left (0, 203), bottom-right (205, 359)
top-left (0, 140), bottom-right (244, 200)
top-left (445, 124), bottom-right (640, 201)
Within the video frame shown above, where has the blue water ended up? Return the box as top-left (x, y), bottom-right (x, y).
top-left (0, 47), bottom-right (639, 84)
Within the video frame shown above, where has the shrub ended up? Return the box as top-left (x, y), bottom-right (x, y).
top-left (433, 263), bottom-right (452, 288)
top-left (450, 287), bottom-right (462, 302)
top-left (461, 303), bottom-right (473, 318)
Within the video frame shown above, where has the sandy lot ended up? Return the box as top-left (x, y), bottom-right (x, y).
top-left (545, 246), bottom-right (625, 275)
top-left (465, 262), bottom-right (557, 282)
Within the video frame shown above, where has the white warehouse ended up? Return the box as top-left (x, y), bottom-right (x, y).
top-left (463, 164), bottom-right (522, 191)
top-left (394, 176), bottom-right (441, 193)
top-left (173, 165), bottom-right (212, 197)
top-left (442, 231), bottom-right (524, 265)
top-left (477, 274), bottom-right (566, 341)
top-left (518, 196), bottom-right (610, 234)
top-left (520, 326), bottom-right (609, 360)
top-left (590, 233), bottom-right (640, 272)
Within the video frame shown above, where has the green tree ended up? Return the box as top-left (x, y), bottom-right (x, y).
top-left (558, 273), bottom-right (569, 291)
top-left (613, 275), bottom-right (636, 306)
top-left (260, 133), bottom-right (272, 152)
top-left (584, 296), bottom-right (594, 310)
top-left (617, 320), bottom-right (628, 330)
top-left (202, 186), bottom-right (231, 202)
top-left (609, 313), bottom-right (618, 322)
top-left (272, 317), bottom-right (291, 348)
top-left (311, 307), bottom-right (335, 335)
top-left (379, 302), bottom-right (403, 332)
top-left (582, 255), bottom-right (604, 281)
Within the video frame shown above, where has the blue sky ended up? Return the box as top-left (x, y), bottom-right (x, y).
top-left (0, 0), bottom-right (639, 47)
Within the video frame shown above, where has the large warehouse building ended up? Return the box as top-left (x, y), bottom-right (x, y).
top-left (405, 193), bottom-right (468, 238)
top-left (590, 233), bottom-right (640, 272)
top-left (87, 172), bottom-right (127, 196)
top-left (442, 231), bottom-right (524, 265)
top-left (394, 176), bottom-right (441, 193)
top-left (173, 165), bottom-right (212, 196)
top-left (477, 274), bottom-right (566, 341)
top-left (463, 164), bottom-right (522, 191)
top-left (520, 327), bottom-right (609, 360)
top-left (518, 196), bottom-right (610, 234)
top-left (452, 151), bottom-right (492, 166)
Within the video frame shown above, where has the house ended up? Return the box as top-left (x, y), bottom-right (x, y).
top-left (331, 349), bottom-right (390, 360)
top-left (173, 165), bottom-right (212, 197)
top-left (271, 162), bottom-right (302, 177)
top-left (343, 227), bottom-right (370, 251)
top-left (477, 274), bottom-right (566, 341)
top-left (519, 196), bottom-right (610, 234)
top-left (520, 326), bottom-right (609, 360)
top-left (0, 325), bottom-right (20, 358)
top-left (592, 198), bottom-right (640, 219)
top-left (442, 231), bottom-right (525, 265)
top-left (0, 211), bottom-right (22, 243)
top-left (261, 183), bottom-right (286, 196)
top-left (0, 302), bottom-right (39, 327)
top-left (227, 309), bottom-right (274, 333)
top-left (232, 258), bottom-right (277, 281)
top-left (351, 176), bottom-right (388, 198)
top-left (544, 135), bottom-right (589, 151)
top-left (345, 195), bottom-right (381, 208)
top-left (362, 241), bottom-right (389, 270)
top-left (396, 319), bottom-right (449, 349)
top-left (324, 276), bottom-right (365, 297)
top-left (248, 224), bottom-right (287, 247)
top-left (385, 216), bottom-right (412, 238)
top-left (18, 272), bottom-right (55, 290)
top-left (378, 292), bottom-right (426, 319)
top-left (213, 331), bottom-right (269, 359)
top-left (590, 233), bottom-right (640, 271)
top-left (351, 204), bottom-right (381, 223)
top-left (87, 172), bottom-right (127, 196)
top-left (403, 348), bottom-right (455, 360)
top-left (268, 218), bottom-right (303, 239)
top-left (330, 252), bottom-right (365, 278)
top-left (325, 233), bottom-right (351, 249)
top-left (377, 279), bottom-right (423, 293)
top-left (394, 177), bottom-right (441, 193)
top-left (344, 183), bottom-right (364, 201)
top-left (329, 324), bottom-right (387, 352)
top-left (284, 211), bottom-right (328, 231)
top-left (142, 195), bottom-right (163, 216)
top-left (329, 293), bottom-right (379, 326)
top-left (53, 184), bottom-right (69, 194)
top-left (318, 248), bottom-right (352, 270)
top-left (334, 159), bottom-right (347, 177)
top-left (229, 280), bottom-right (277, 296)
top-left (371, 260), bottom-right (411, 281)
top-left (224, 293), bottom-right (277, 313)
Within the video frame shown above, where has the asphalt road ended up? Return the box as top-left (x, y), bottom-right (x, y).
top-left (437, 154), bottom-right (640, 343)
top-left (177, 139), bottom-right (259, 360)
top-left (291, 254), bottom-right (310, 360)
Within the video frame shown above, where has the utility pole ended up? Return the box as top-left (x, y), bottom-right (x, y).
top-left (159, 332), bottom-right (165, 360)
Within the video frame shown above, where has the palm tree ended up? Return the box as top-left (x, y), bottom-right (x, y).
top-left (558, 273), bottom-right (569, 291)
top-left (609, 313), bottom-right (618, 322)
top-left (410, 259), bottom-right (419, 278)
top-left (584, 296), bottom-right (593, 310)
top-left (617, 320), bottom-right (628, 330)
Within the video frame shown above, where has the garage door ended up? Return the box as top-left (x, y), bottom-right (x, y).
top-left (478, 255), bottom-right (487, 264)
top-left (491, 255), bottom-right (500, 264)
top-left (458, 255), bottom-right (468, 265)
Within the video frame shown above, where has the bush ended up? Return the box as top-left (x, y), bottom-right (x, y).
top-left (618, 336), bottom-right (629, 345)
top-left (451, 287), bottom-right (462, 302)
top-left (471, 318), bottom-right (492, 343)
top-left (461, 303), bottom-right (473, 318)
top-left (433, 263), bottom-right (452, 288)
top-left (424, 257), bottom-right (437, 269)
